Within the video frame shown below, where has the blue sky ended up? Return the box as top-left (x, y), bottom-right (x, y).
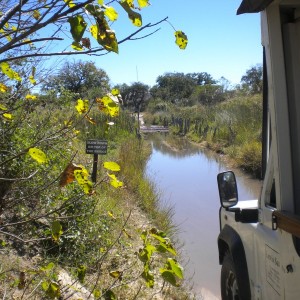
top-left (52, 0), bottom-right (262, 88)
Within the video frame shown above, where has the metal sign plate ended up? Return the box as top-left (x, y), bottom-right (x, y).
top-left (86, 139), bottom-right (108, 155)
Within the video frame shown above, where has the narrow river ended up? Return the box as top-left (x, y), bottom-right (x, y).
top-left (145, 135), bottom-right (262, 300)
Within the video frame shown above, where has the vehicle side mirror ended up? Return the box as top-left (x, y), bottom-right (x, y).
top-left (217, 171), bottom-right (238, 208)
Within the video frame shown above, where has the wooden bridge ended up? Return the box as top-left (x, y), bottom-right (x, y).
top-left (140, 125), bottom-right (169, 133)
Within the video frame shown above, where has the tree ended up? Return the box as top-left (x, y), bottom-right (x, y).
top-left (42, 60), bottom-right (110, 98)
top-left (187, 72), bottom-right (217, 85)
top-left (0, 0), bottom-right (187, 65)
top-left (241, 64), bottom-right (263, 94)
top-left (150, 72), bottom-right (196, 105)
top-left (117, 82), bottom-right (150, 112)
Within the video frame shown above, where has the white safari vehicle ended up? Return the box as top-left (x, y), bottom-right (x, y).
top-left (217, 0), bottom-right (300, 299)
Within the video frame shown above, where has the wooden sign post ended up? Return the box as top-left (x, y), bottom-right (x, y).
top-left (86, 139), bottom-right (108, 182)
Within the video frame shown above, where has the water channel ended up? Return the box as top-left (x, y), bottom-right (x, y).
top-left (144, 134), bottom-right (262, 300)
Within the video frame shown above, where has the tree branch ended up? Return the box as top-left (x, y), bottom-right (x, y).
top-left (0, 17), bottom-right (169, 63)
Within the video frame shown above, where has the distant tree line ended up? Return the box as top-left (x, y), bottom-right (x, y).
top-left (41, 60), bottom-right (263, 111)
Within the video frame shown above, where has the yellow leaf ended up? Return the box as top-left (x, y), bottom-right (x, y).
top-left (3, 113), bottom-right (13, 120)
top-left (0, 28), bottom-right (11, 41)
top-left (64, 0), bottom-right (76, 8)
top-left (71, 42), bottom-right (83, 51)
top-left (0, 83), bottom-right (8, 92)
top-left (73, 129), bottom-right (80, 135)
top-left (98, 0), bottom-right (104, 4)
top-left (108, 173), bottom-right (123, 188)
top-left (84, 115), bottom-right (96, 125)
top-left (97, 95), bottom-right (119, 117)
top-left (0, 104), bottom-right (7, 110)
top-left (90, 18), bottom-right (119, 53)
top-left (74, 166), bottom-right (93, 194)
top-left (25, 94), bottom-right (37, 100)
top-left (175, 31), bottom-right (188, 50)
top-left (64, 120), bottom-right (73, 127)
top-left (124, 0), bottom-right (134, 8)
top-left (28, 147), bottom-right (47, 164)
top-left (33, 10), bottom-right (41, 20)
top-left (120, 1), bottom-right (142, 27)
top-left (103, 161), bottom-right (121, 171)
top-left (111, 88), bottom-right (120, 96)
top-left (108, 211), bottom-right (116, 220)
top-left (104, 6), bottom-right (118, 21)
top-left (0, 62), bottom-right (22, 81)
top-left (75, 99), bottom-right (89, 114)
top-left (137, 0), bottom-right (150, 8)
top-left (109, 270), bottom-right (122, 279)
top-left (122, 228), bottom-right (132, 239)
top-left (29, 75), bottom-right (36, 85)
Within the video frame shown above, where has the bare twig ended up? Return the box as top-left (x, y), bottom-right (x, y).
top-left (0, 170), bottom-right (38, 182)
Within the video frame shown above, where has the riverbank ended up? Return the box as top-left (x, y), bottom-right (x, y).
top-left (0, 133), bottom-right (193, 299)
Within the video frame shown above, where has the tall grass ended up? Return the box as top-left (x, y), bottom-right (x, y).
top-left (146, 95), bottom-right (263, 177)
top-left (118, 137), bottom-right (175, 233)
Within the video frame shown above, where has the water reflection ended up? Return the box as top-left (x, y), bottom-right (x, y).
top-left (145, 134), bottom-right (262, 299)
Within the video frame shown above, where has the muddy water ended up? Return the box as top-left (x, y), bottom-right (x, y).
top-left (145, 136), bottom-right (262, 299)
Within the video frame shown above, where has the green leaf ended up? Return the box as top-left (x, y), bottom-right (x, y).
top-left (103, 289), bottom-right (116, 300)
top-left (103, 161), bottom-right (121, 171)
top-left (51, 220), bottom-right (63, 242)
top-left (77, 265), bottom-right (86, 283)
top-left (40, 262), bottom-right (55, 272)
top-left (140, 230), bottom-right (147, 243)
top-left (93, 289), bottom-right (101, 297)
top-left (138, 243), bottom-right (156, 263)
top-left (41, 281), bottom-right (49, 291)
top-left (46, 281), bottom-right (61, 298)
top-left (159, 269), bottom-right (179, 287)
top-left (142, 263), bottom-right (154, 288)
top-left (166, 258), bottom-right (183, 279)
top-left (149, 228), bottom-right (167, 243)
top-left (28, 147), bottom-right (47, 164)
top-left (157, 241), bottom-right (176, 256)
top-left (68, 15), bottom-right (87, 43)
top-left (120, 1), bottom-right (142, 27)
top-left (85, 4), bottom-right (102, 17)
top-left (175, 30), bottom-right (188, 50)
top-left (90, 15), bottom-right (119, 53)
top-left (109, 270), bottom-right (122, 279)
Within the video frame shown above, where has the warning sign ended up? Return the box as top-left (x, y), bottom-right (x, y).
top-left (86, 139), bottom-right (108, 155)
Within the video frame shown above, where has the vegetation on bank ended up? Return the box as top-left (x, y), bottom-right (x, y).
top-left (144, 94), bottom-right (262, 177)
top-left (140, 69), bottom-right (263, 178)
top-left (0, 100), bottom-right (189, 299)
